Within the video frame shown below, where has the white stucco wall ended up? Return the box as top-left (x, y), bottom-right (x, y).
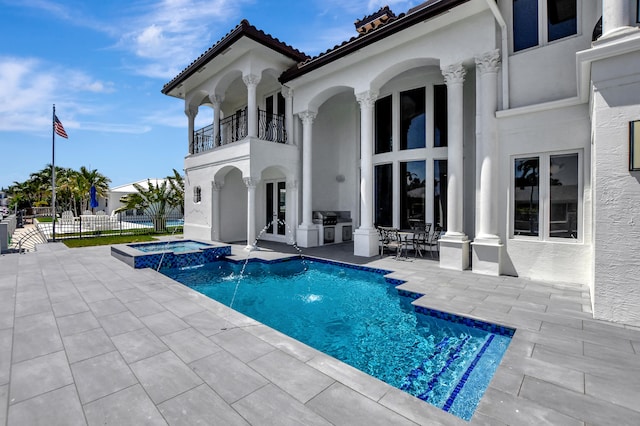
top-left (501, 0), bottom-right (599, 108)
top-left (591, 47), bottom-right (640, 326)
top-left (183, 169), bottom-right (213, 241)
top-left (218, 168), bottom-right (247, 243)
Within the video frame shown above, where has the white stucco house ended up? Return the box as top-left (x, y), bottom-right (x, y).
top-left (162, 0), bottom-right (640, 325)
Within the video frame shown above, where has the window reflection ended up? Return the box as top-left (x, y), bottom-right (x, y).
top-left (375, 95), bottom-right (392, 154)
top-left (434, 160), bottom-right (447, 230)
top-left (434, 85), bottom-right (448, 147)
top-left (375, 164), bottom-right (393, 227)
top-left (400, 161), bottom-right (425, 229)
top-left (513, 0), bottom-right (539, 51)
top-left (549, 153), bottom-right (578, 238)
top-left (514, 157), bottom-right (539, 236)
top-left (400, 88), bottom-right (426, 150)
top-left (547, 0), bottom-right (577, 42)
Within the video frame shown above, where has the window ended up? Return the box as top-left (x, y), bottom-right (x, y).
top-left (400, 161), bottom-right (425, 229)
top-left (374, 164), bottom-right (393, 227)
top-left (434, 85), bottom-right (448, 147)
top-left (513, 152), bottom-right (580, 239)
top-left (193, 186), bottom-right (201, 203)
top-left (513, 0), bottom-right (539, 51)
top-left (375, 95), bottom-right (392, 154)
top-left (434, 160), bottom-right (447, 229)
top-left (400, 88), bottom-right (426, 150)
top-left (514, 157), bottom-right (539, 236)
top-left (549, 153), bottom-right (578, 238)
top-left (547, 0), bottom-right (577, 42)
top-left (513, 0), bottom-right (577, 52)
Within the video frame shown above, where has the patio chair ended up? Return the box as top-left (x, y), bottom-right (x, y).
top-left (416, 226), bottom-right (442, 259)
top-left (412, 229), bottom-right (429, 258)
top-left (59, 210), bottom-right (76, 226)
top-left (378, 227), bottom-right (402, 258)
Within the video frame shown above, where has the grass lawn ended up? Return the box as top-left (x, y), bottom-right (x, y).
top-left (63, 234), bottom-right (161, 248)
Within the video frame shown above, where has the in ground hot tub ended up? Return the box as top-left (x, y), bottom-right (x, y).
top-left (111, 239), bottom-right (231, 269)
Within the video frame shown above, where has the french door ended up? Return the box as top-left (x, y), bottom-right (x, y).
top-left (265, 180), bottom-right (286, 238)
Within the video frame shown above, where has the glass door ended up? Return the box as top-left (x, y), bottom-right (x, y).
top-left (265, 180), bottom-right (286, 238)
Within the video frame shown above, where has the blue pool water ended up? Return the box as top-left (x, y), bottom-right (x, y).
top-left (161, 257), bottom-right (514, 420)
top-left (130, 240), bottom-right (211, 253)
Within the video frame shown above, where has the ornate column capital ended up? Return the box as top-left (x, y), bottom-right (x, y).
top-left (298, 110), bottom-right (317, 125)
top-left (185, 106), bottom-right (198, 119)
top-left (209, 94), bottom-right (224, 108)
top-left (281, 86), bottom-right (293, 99)
top-left (475, 49), bottom-right (501, 74)
top-left (242, 74), bottom-right (261, 87)
top-left (441, 63), bottom-right (466, 85)
top-left (243, 177), bottom-right (260, 188)
top-left (212, 180), bottom-right (224, 191)
top-left (355, 90), bottom-right (379, 109)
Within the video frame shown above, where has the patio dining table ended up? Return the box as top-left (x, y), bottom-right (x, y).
top-left (396, 231), bottom-right (414, 259)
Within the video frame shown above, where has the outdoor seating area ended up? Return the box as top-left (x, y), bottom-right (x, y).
top-left (377, 223), bottom-right (443, 260)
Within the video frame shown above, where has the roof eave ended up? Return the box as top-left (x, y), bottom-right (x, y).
top-left (279, 0), bottom-right (470, 84)
top-left (162, 21), bottom-right (308, 95)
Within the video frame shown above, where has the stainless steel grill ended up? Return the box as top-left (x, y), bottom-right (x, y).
top-left (313, 211), bottom-right (338, 225)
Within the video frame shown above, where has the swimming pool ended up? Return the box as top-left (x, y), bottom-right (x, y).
top-left (161, 257), bottom-right (514, 421)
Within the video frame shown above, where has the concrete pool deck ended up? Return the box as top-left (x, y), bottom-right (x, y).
top-left (1, 240), bottom-right (639, 425)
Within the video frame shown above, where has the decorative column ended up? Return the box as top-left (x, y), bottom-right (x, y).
top-left (244, 177), bottom-right (259, 250)
top-left (286, 179), bottom-right (297, 244)
top-left (209, 95), bottom-right (223, 147)
top-left (472, 49), bottom-right (503, 276)
top-left (296, 110), bottom-right (318, 247)
top-left (185, 106), bottom-right (197, 154)
top-left (243, 74), bottom-right (260, 138)
top-left (354, 90), bottom-right (380, 257)
top-left (211, 180), bottom-right (223, 241)
top-left (602, 0), bottom-right (632, 38)
top-left (439, 63), bottom-right (470, 270)
top-left (282, 86), bottom-right (294, 144)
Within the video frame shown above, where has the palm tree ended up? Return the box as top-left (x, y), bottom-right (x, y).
top-left (76, 167), bottom-right (111, 213)
top-left (114, 179), bottom-right (172, 232)
top-left (166, 169), bottom-right (184, 215)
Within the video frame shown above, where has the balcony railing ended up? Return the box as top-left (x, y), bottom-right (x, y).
top-left (192, 108), bottom-right (287, 154)
top-left (258, 110), bottom-right (287, 144)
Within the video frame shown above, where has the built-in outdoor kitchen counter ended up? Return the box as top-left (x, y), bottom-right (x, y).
top-left (312, 211), bottom-right (353, 245)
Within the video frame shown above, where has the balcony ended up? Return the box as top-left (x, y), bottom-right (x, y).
top-left (193, 109), bottom-right (287, 154)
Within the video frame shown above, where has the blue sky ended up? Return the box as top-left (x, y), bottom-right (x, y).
top-left (0, 0), bottom-right (421, 189)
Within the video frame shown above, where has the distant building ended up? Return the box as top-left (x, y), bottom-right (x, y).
top-left (107, 179), bottom-right (180, 217)
top-left (162, 1), bottom-right (640, 325)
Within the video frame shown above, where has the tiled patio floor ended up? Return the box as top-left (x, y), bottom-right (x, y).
top-left (1, 240), bottom-right (639, 425)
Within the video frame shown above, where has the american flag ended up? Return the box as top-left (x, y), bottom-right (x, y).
top-left (54, 115), bottom-right (68, 139)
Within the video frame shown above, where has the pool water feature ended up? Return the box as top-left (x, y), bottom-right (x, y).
top-left (161, 257), bottom-right (514, 421)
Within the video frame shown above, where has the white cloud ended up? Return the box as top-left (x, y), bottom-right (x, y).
top-left (117, 0), bottom-right (254, 79)
top-left (0, 56), bottom-right (116, 132)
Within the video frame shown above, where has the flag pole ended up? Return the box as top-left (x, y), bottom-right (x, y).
top-left (52, 104), bottom-right (56, 241)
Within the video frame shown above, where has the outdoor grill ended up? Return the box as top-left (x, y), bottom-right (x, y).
top-left (313, 211), bottom-right (338, 225)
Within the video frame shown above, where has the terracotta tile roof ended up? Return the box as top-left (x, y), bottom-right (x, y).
top-left (354, 5), bottom-right (397, 35)
top-left (162, 20), bottom-right (309, 95)
top-left (279, 0), bottom-right (470, 84)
